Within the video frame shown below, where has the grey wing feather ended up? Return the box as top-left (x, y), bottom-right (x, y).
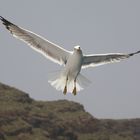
top-left (0, 16), bottom-right (71, 65)
top-left (82, 51), bottom-right (140, 69)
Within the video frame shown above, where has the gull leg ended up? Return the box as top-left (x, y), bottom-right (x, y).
top-left (63, 77), bottom-right (68, 95)
top-left (72, 79), bottom-right (77, 95)
top-left (63, 86), bottom-right (67, 95)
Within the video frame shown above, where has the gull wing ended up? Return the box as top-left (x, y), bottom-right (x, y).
top-left (0, 16), bottom-right (71, 65)
top-left (82, 51), bottom-right (140, 69)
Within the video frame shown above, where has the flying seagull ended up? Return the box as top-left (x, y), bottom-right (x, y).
top-left (0, 16), bottom-right (140, 95)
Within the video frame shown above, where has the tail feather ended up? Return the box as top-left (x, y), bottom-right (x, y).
top-left (48, 72), bottom-right (91, 94)
top-left (77, 73), bottom-right (91, 90)
top-left (48, 71), bottom-right (65, 91)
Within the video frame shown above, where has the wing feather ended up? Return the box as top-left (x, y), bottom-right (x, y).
top-left (0, 16), bottom-right (71, 65)
top-left (82, 51), bottom-right (140, 69)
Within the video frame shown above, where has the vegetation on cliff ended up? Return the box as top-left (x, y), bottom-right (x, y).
top-left (0, 83), bottom-right (140, 140)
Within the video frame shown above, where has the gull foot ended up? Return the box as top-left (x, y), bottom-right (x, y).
top-left (63, 86), bottom-right (67, 95)
top-left (72, 87), bottom-right (77, 95)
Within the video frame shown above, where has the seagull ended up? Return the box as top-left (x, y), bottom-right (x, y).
top-left (0, 16), bottom-right (140, 95)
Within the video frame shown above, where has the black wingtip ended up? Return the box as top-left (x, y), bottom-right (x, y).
top-left (0, 16), bottom-right (6, 22)
top-left (0, 16), bottom-right (12, 25)
top-left (137, 50), bottom-right (140, 54)
top-left (0, 16), bottom-right (2, 19)
top-left (129, 50), bottom-right (140, 56)
top-left (0, 16), bottom-right (14, 30)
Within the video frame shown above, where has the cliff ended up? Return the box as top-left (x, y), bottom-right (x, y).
top-left (0, 83), bottom-right (140, 140)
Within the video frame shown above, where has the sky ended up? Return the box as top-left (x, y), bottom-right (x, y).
top-left (0, 0), bottom-right (140, 119)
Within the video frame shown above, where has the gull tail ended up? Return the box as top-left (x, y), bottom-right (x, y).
top-left (76, 73), bottom-right (91, 92)
top-left (48, 72), bottom-right (91, 94)
top-left (48, 71), bottom-right (66, 92)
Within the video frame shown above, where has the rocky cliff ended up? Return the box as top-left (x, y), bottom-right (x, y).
top-left (0, 83), bottom-right (140, 140)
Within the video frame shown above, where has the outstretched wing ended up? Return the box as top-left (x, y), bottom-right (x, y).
top-left (82, 51), bottom-right (140, 68)
top-left (0, 16), bottom-right (71, 65)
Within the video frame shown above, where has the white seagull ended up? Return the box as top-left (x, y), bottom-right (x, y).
top-left (0, 16), bottom-right (140, 95)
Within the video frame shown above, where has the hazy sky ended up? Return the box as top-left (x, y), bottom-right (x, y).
top-left (0, 0), bottom-right (140, 119)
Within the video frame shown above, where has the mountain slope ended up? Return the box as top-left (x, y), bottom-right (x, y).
top-left (0, 83), bottom-right (140, 140)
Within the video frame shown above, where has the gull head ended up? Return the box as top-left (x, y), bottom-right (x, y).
top-left (74, 45), bottom-right (81, 52)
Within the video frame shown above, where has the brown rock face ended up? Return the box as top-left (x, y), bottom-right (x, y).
top-left (0, 83), bottom-right (140, 140)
